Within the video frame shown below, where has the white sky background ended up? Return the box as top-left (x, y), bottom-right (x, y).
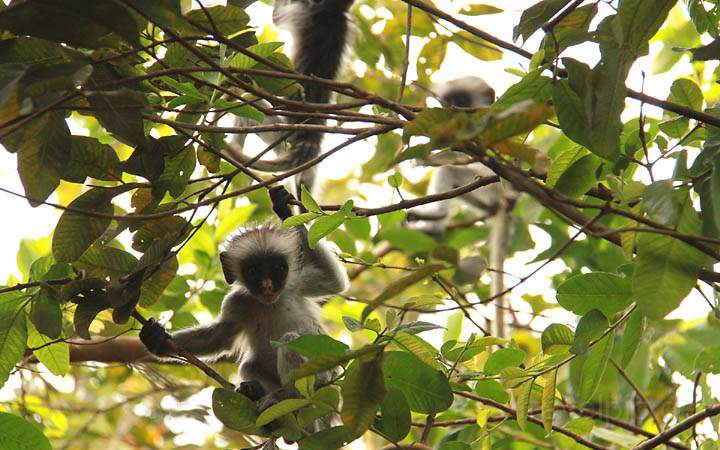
top-left (0, 0), bottom-right (718, 447)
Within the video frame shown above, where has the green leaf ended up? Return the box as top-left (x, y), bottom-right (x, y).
top-left (541, 323), bottom-right (574, 353)
top-left (484, 348), bottom-right (525, 375)
top-left (378, 228), bottom-right (436, 253)
top-left (227, 42), bottom-right (284, 69)
top-left (566, 416), bottom-right (594, 434)
top-left (341, 354), bottom-right (386, 438)
top-left (695, 347), bottom-right (720, 374)
top-left (256, 398), bottom-right (310, 427)
top-left (394, 321), bottom-right (444, 335)
top-left (75, 246), bottom-right (138, 280)
top-left (30, 290), bottom-right (62, 339)
top-left (578, 332), bottom-right (614, 406)
top-left (552, 79), bottom-right (593, 155)
top-left (298, 426), bottom-right (349, 450)
top-left (2, 112), bottom-right (69, 206)
top-left (211, 388), bottom-right (264, 435)
top-left (87, 89), bottom-right (147, 146)
top-left (556, 272), bottom-right (632, 317)
top-left (570, 310), bottom-right (608, 355)
top-left (439, 442), bottom-right (472, 450)
top-left (138, 256), bottom-right (178, 307)
top-left (383, 352), bottom-right (453, 414)
top-left (620, 309), bottom-right (645, 368)
top-left (73, 292), bottom-right (110, 340)
top-left (290, 345), bottom-right (381, 381)
top-left (481, 101), bottom-right (553, 145)
top-left (450, 31), bottom-right (502, 61)
top-left (63, 136), bottom-right (121, 182)
top-left (345, 217), bottom-right (371, 239)
top-left (26, 322), bottom-right (68, 376)
top-left (642, 181), bottom-right (682, 227)
top-left (362, 263), bottom-right (444, 320)
top-left (283, 212), bottom-right (321, 228)
top-left (155, 145), bottom-right (195, 198)
top-left (391, 332), bottom-right (437, 368)
top-left (0, 0), bottom-right (140, 49)
top-left (512, 378), bottom-right (533, 431)
top-left (308, 213), bottom-right (345, 248)
top-left (541, 369), bottom-right (557, 433)
top-left (375, 387), bottom-right (411, 442)
top-left (301, 184), bottom-right (322, 213)
top-left (185, 4), bottom-right (249, 35)
top-left (286, 334), bottom-right (349, 359)
top-left (0, 412), bottom-right (52, 450)
top-left (52, 189), bottom-right (113, 263)
top-left (632, 207), bottom-right (709, 319)
top-left (474, 379), bottom-right (509, 404)
top-left (668, 78), bottom-right (704, 111)
top-left (0, 292), bottom-right (27, 388)
top-left (460, 5), bottom-right (502, 15)
top-left (513, 0), bottom-right (571, 41)
top-left (342, 316), bottom-right (363, 332)
top-left (552, 154), bottom-right (602, 198)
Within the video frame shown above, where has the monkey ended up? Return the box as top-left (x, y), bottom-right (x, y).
top-left (408, 76), bottom-right (515, 339)
top-left (140, 186), bottom-right (349, 408)
top-left (226, 0), bottom-right (356, 196)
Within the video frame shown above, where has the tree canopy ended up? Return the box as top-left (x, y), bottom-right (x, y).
top-left (1, 0), bottom-right (720, 449)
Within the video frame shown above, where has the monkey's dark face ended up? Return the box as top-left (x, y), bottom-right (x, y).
top-left (442, 88), bottom-right (495, 109)
top-left (241, 253), bottom-right (289, 304)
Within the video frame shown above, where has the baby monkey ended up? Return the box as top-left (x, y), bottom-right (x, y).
top-left (140, 186), bottom-right (349, 404)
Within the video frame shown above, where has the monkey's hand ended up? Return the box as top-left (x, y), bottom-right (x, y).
top-left (139, 318), bottom-right (172, 355)
top-left (236, 380), bottom-right (266, 402)
top-left (269, 185), bottom-right (294, 220)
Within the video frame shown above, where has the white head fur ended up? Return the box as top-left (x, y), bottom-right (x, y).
top-left (436, 76), bottom-right (495, 108)
top-left (221, 224), bottom-right (302, 294)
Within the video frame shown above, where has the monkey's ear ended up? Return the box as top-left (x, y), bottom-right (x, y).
top-left (219, 252), bottom-right (236, 284)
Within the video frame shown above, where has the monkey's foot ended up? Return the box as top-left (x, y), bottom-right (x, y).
top-left (237, 380), bottom-right (266, 402)
top-left (269, 186), bottom-right (294, 220)
top-left (139, 318), bottom-right (171, 355)
top-left (257, 388), bottom-right (295, 413)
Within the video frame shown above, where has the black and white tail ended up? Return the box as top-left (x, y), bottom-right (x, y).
top-left (227, 0), bottom-right (354, 197)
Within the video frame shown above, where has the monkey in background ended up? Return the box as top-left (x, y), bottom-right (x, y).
top-left (409, 76), bottom-right (516, 338)
top-left (140, 186), bottom-right (349, 407)
top-left (226, 0), bottom-right (356, 197)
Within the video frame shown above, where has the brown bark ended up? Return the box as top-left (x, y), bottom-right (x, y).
top-left (68, 336), bottom-right (153, 364)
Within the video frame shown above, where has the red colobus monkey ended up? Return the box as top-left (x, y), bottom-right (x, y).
top-left (140, 186), bottom-right (349, 408)
top-left (410, 76), bottom-right (516, 338)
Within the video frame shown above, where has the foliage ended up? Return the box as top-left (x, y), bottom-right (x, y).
top-left (0, 0), bottom-right (720, 449)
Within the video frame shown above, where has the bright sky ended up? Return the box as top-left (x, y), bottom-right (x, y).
top-left (1, 0), bottom-right (717, 447)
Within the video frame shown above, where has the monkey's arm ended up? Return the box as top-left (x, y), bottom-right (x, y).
top-left (298, 227), bottom-right (350, 297)
top-left (168, 321), bottom-right (240, 357)
top-left (269, 186), bottom-right (349, 297)
top-left (141, 293), bottom-right (247, 358)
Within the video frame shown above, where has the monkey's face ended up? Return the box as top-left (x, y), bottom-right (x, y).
top-left (241, 253), bottom-right (289, 304)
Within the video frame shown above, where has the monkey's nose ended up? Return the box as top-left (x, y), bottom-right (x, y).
top-left (261, 279), bottom-right (274, 293)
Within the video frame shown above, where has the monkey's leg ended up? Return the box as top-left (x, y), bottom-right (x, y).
top-left (237, 380), bottom-right (266, 402)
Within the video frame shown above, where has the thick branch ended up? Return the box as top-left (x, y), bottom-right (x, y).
top-left (633, 405), bottom-right (720, 450)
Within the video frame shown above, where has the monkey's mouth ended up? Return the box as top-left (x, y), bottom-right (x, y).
top-left (258, 292), bottom-right (279, 304)
top-left (257, 279), bottom-right (279, 303)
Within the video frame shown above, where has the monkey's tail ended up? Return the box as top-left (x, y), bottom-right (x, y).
top-left (226, 135), bottom-right (320, 198)
top-left (489, 198), bottom-right (510, 339)
top-left (225, 1), bottom-right (353, 196)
